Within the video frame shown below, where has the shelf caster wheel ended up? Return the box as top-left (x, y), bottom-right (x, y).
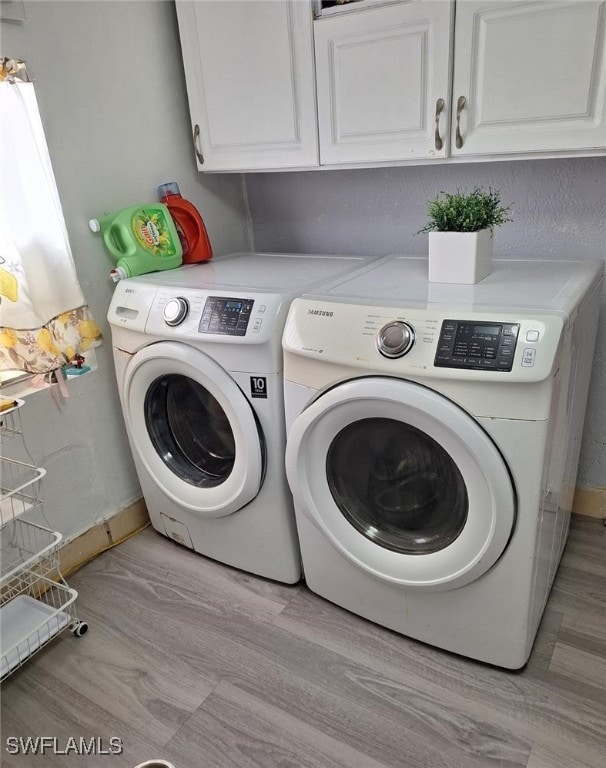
top-left (71, 620), bottom-right (89, 637)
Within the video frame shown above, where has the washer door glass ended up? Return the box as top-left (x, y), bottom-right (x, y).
top-left (327, 417), bottom-right (468, 554)
top-left (145, 374), bottom-right (235, 487)
top-left (123, 342), bottom-right (264, 517)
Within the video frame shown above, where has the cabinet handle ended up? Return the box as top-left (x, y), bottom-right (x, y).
top-left (455, 96), bottom-right (466, 149)
top-left (434, 98), bottom-right (445, 151)
top-left (193, 124), bottom-right (204, 164)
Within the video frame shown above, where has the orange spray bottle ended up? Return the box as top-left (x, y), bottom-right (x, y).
top-left (158, 182), bottom-right (213, 264)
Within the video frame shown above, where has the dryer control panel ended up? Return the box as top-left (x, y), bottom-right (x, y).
top-left (283, 298), bottom-right (566, 385)
top-left (435, 320), bottom-right (520, 371)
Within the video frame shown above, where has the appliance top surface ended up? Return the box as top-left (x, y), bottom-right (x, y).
top-left (128, 252), bottom-right (374, 297)
top-left (309, 256), bottom-right (604, 317)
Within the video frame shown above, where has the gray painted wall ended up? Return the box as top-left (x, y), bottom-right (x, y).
top-left (1, 0), bottom-right (251, 540)
top-left (246, 159), bottom-right (606, 489)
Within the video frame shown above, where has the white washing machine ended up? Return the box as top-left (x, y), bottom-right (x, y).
top-left (283, 256), bottom-right (604, 666)
top-left (107, 251), bottom-right (375, 584)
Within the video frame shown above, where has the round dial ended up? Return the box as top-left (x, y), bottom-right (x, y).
top-left (377, 321), bottom-right (415, 358)
top-left (163, 297), bottom-right (189, 327)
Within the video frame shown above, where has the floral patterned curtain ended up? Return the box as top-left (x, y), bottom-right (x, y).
top-left (0, 69), bottom-right (102, 374)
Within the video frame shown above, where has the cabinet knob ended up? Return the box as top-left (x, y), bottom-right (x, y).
top-left (455, 96), bottom-right (466, 149)
top-left (434, 98), bottom-right (445, 151)
top-left (193, 124), bottom-right (204, 165)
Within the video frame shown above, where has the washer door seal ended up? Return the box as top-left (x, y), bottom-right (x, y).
top-left (286, 377), bottom-right (516, 591)
top-left (124, 342), bottom-right (264, 517)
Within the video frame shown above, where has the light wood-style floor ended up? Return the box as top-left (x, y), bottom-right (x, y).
top-left (2, 515), bottom-right (605, 768)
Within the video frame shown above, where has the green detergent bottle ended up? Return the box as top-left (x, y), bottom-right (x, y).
top-left (89, 203), bottom-right (183, 282)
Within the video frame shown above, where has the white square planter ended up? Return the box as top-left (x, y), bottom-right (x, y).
top-left (428, 229), bottom-right (493, 284)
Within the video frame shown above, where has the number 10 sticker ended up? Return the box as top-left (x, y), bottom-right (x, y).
top-left (250, 376), bottom-right (267, 398)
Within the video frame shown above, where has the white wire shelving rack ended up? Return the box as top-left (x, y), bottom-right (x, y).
top-left (0, 399), bottom-right (87, 681)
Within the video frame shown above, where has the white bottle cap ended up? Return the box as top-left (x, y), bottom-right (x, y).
top-left (89, 218), bottom-right (100, 233)
top-left (110, 266), bottom-right (128, 283)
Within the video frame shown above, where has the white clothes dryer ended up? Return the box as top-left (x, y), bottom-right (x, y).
top-left (107, 252), bottom-right (375, 584)
top-left (283, 256), bottom-right (603, 665)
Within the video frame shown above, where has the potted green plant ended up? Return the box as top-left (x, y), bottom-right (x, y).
top-left (418, 187), bottom-right (513, 284)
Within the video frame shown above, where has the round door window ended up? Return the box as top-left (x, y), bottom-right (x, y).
top-left (327, 418), bottom-right (468, 554)
top-left (286, 377), bottom-right (516, 589)
top-left (145, 373), bottom-right (235, 487)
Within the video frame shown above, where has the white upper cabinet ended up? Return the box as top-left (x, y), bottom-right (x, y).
top-left (176, 0), bottom-right (606, 171)
top-left (314, 1), bottom-right (453, 164)
top-left (175, 0), bottom-right (319, 171)
top-left (451, 0), bottom-right (606, 155)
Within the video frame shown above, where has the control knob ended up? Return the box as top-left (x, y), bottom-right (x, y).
top-left (163, 297), bottom-right (189, 327)
top-left (377, 321), bottom-right (415, 358)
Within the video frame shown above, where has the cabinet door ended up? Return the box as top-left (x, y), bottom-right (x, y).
top-left (176, 0), bottom-right (318, 171)
top-left (452, 1), bottom-right (606, 155)
top-left (314, 1), bottom-right (453, 164)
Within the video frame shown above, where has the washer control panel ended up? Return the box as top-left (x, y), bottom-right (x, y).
top-left (434, 320), bottom-right (520, 371)
top-left (198, 296), bottom-right (254, 336)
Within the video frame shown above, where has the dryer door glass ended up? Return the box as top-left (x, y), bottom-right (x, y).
top-left (286, 377), bottom-right (515, 589)
top-left (145, 373), bottom-right (235, 487)
top-left (327, 418), bottom-right (468, 554)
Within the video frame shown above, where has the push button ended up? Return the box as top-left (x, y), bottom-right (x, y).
top-left (526, 330), bottom-right (540, 342)
top-left (522, 348), bottom-right (536, 367)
